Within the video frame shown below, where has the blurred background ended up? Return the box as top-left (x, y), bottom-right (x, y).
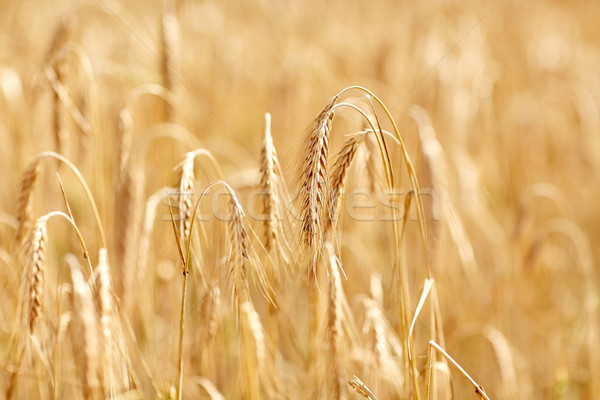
top-left (1, 0), bottom-right (600, 399)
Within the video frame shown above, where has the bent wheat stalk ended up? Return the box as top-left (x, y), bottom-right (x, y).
top-left (25, 211), bottom-right (93, 333)
top-left (168, 179), bottom-right (272, 400)
top-left (18, 152), bottom-right (106, 247)
top-left (166, 192), bottom-right (188, 400)
top-left (429, 340), bottom-right (492, 400)
top-left (331, 87), bottom-right (431, 399)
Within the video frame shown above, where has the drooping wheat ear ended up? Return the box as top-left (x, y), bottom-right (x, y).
top-left (326, 248), bottom-right (344, 400)
top-left (300, 100), bottom-right (335, 373)
top-left (69, 259), bottom-right (99, 400)
top-left (178, 152), bottom-right (195, 244)
top-left (27, 217), bottom-right (47, 334)
top-left (326, 131), bottom-right (368, 234)
top-left (94, 248), bottom-right (113, 391)
top-left (240, 301), bottom-right (266, 400)
top-left (114, 164), bottom-right (145, 303)
top-left (258, 112), bottom-right (279, 253)
top-left (227, 191), bottom-right (251, 303)
top-left (300, 100), bottom-right (335, 273)
top-left (16, 159), bottom-right (41, 244)
top-left (219, 183), bottom-right (271, 306)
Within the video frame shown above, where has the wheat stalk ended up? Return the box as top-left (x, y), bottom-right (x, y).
top-left (165, 192), bottom-right (189, 400)
top-left (19, 152), bottom-right (107, 246)
top-left (364, 132), bottom-right (380, 196)
top-left (429, 340), bottom-right (492, 400)
top-left (348, 376), bottom-right (379, 400)
top-left (45, 64), bottom-right (92, 137)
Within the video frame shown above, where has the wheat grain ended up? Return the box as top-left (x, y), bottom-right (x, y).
top-left (178, 152), bottom-right (195, 244)
top-left (27, 217), bottom-right (47, 334)
top-left (327, 131), bottom-right (367, 234)
top-left (258, 112), bottom-right (279, 253)
top-left (227, 191), bottom-right (251, 303)
top-left (258, 112), bottom-right (284, 346)
top-left (300, 100), bottom-right (335, 273)
top-left (16, 159), bottom-right (40, 245)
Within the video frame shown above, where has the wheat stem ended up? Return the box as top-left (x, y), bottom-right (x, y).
top-left (429, 340), bottom-right (492, 400)
top-left (167, 192), bottom-right (188, 400)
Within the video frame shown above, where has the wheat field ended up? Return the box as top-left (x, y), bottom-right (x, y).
top-left (1, 0), bottom-right (599, 399)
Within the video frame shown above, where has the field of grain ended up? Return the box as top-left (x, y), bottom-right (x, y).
top-left (1, 0), bottom-right (599, 399)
